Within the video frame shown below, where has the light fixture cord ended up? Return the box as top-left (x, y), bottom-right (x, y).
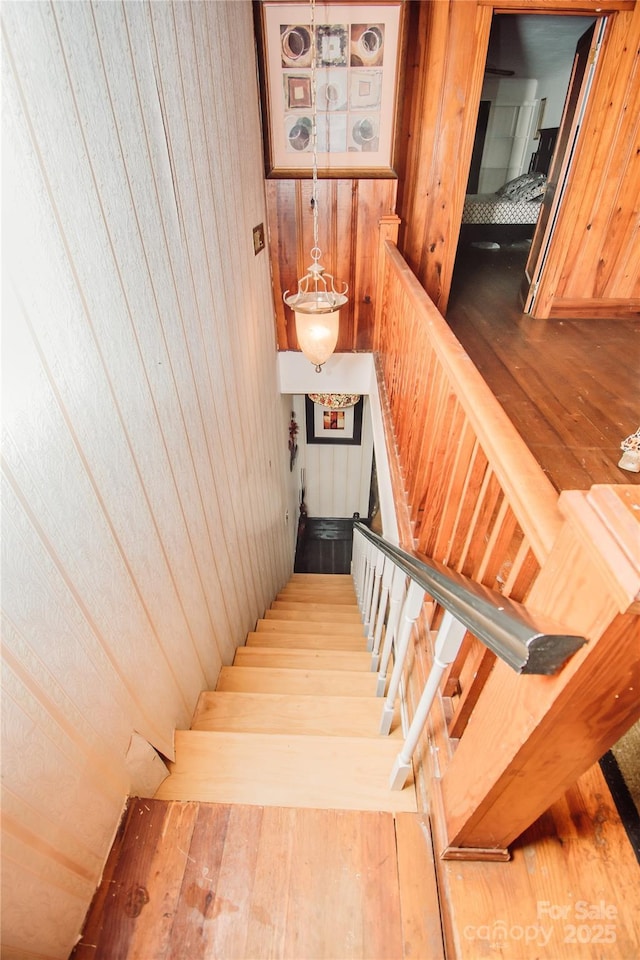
top-left (310, 0), bottom-right (319, 261)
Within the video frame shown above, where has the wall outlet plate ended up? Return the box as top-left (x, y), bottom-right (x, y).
top-left (253, 223), bottom-right (265, 255)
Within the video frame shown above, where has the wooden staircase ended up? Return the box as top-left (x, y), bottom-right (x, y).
top-left (155, 574), bottom-right (417, 813)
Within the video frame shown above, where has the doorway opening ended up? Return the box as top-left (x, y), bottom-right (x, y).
top-left (450, 13), bottom-right (597, 317)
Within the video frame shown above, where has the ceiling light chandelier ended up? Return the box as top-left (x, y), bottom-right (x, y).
top-left (308, 393), bottom-right (360, 409)
top-left (283, 0), bottom-right (348, 373)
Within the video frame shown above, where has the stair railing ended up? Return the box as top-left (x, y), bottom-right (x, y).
top-left (351, 522), bottom-right (587, 789)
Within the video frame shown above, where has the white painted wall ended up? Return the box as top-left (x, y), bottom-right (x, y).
top-left (478, 78), bottom-right (539, 192)
top-left (291, 394), bottom-right (374, 519)
top-left (479, 76), bottom-right (574, 192)
top-left (1, 2), bottom-right (297, 956)
top-left (278, 352), bottom-right (399, 543)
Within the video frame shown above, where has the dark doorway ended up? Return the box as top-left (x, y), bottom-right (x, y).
top-left (466, 100), bottom-right (491, 194)
top-left (294, 518), bottom-right (355, 574)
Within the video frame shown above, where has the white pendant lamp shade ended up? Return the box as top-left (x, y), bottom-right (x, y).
top-left (294, 305), bottom-right (341, 370)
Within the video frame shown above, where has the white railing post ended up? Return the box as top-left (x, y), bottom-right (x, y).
top-left (366, 550), bottom-right (385, 650)
top-left (352, 528), bottom-right (366, 611)
top-left (362, 541), bottom-right (376, 635)
top-left (379, 580), bottom-right (426, 735)
top-left (389, 610), bottom-right (467, 789)
top-left (376, 565), bottom-right (406, 696)
top-left (371, 556), bottom-right (394, 670)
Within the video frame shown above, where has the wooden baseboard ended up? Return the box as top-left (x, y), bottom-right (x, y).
top-left (548, 298), bottom-right (640, 319)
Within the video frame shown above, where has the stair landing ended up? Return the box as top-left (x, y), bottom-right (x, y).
top-left (73, 799), bottom-right (444, 960)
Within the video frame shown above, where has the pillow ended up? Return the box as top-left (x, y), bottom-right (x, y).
top-left (497, 172), bottom-right (546, 202)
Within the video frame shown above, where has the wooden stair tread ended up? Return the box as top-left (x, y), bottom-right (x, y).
top-left (233, 646), bottom-right (372, 671)
top-left (155, 730), bottom-right (416, 812)
top-left (191, 691), bottom-right (402, 737)
top-left (264, 608), bottom-right (363, 624)
top-left (256, 618), bottom-right (365, 637)
top-left (216, 665), bottom-right (377, 696)
top-left (246, 631), bottom-right (365, 651)
top-left (276, 591), bottom-right (357, 604)
top-left (270, 600), bottom-right (360, 613)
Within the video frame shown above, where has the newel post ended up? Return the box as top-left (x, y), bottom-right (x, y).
top-left (374, 215), bottom-right (401, 352)
top-left (439, 485), bottom-right (640, 858)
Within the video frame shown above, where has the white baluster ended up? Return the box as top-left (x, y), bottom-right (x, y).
top-left (371, 556), bottom-right (394, 670)
top-left (376, 565), bottom-right (406, 696)
top-left (389, 610), bottom-right (467, 789)
top-left (379, 580), bottom-right (426, 735)
top-left (361, 541), bottom-right (376, 637)
top-left (352, 530), bottom-right (365, 612)
top-left (365, 549), bottom-right (385, 649)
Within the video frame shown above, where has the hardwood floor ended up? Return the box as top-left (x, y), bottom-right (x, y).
top-left (447, 243), bottom-right (640, 492)
top-left (436, 763), bottom-right (640, 959)
top-left (72, 800), bottom-right (444, 960)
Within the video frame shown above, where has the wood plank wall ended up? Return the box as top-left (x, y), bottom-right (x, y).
top-left (535, 4), bottom-right (640, 316)
top-left (266, 178), bottom-right (398, 353)
top-left (1, 3), bottom-right (297, 957)
top-left (265, 0), bottom-right (638, 324)
top-left (397, 0), bottom-right (492, 315)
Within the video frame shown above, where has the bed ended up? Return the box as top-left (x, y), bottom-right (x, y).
top-left (459, 172), bottom-right (547, 246)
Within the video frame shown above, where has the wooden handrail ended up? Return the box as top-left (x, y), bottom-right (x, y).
top-left (381, 241), bottom-right (562, 563)
top-left (353, 522), bottom-right (586, 675)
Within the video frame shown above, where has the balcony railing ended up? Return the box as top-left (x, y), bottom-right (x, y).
top-left (369, 223), bottom-right (640, 858)
top-left (351, 521), bottom-right (586, 792)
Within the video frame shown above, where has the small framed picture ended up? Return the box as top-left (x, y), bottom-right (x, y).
top-left (254, 1), bottom-right (407, 178)
top-left (305, 395), bottom-right (363, 445)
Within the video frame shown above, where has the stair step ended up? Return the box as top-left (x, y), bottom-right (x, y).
top-left (233, 646), bottom-right (371, 672)
top-left (154, 730), bottom-right (416, 812)
top-left (277, 589), bottom-right (357, 605)
top-left (264, 608), bottom-right (362, 624)
top-left (289, 573), bottom-right (353, 582)
top-left (256, 618), bottom-right (365, 637)
top-left (246, 631), bottom-right (365, 651)
top-left (191, 691), bottom-right (402, 737)
top-left (216, 665), bottom-right (377, 697)
top-left (270, 600), bottom-right (360, 614)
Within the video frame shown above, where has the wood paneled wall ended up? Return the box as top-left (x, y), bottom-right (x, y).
top-left (1, 2), bottom-right (296, 957)
top-left (267, 178), bottom-right (398, 353)
top-left (536, 4), bottom-right (640, 316)
top-left (265, 0), bottom-right (638, 324)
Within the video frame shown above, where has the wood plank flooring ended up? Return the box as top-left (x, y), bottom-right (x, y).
top-left (72, 800), bottom-right (444, 960)
top-left (447, 243), bottom-right (640, 492)
top-left (436, 763), bottom-right (640, 959)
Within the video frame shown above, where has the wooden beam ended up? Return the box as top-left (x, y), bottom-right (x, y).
top-left (373, 215), bottom-right (401, 352)
top-left (484, 1), bottom-right (634, 10)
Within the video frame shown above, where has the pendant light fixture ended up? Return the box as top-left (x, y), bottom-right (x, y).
top-left (283, 0), bottom-right (348, 372)
top-left (308, 392), bottom-right (360, 409)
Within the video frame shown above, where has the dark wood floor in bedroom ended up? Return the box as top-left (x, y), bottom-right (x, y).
top-left (446, 242), bottom-right (640, 492)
